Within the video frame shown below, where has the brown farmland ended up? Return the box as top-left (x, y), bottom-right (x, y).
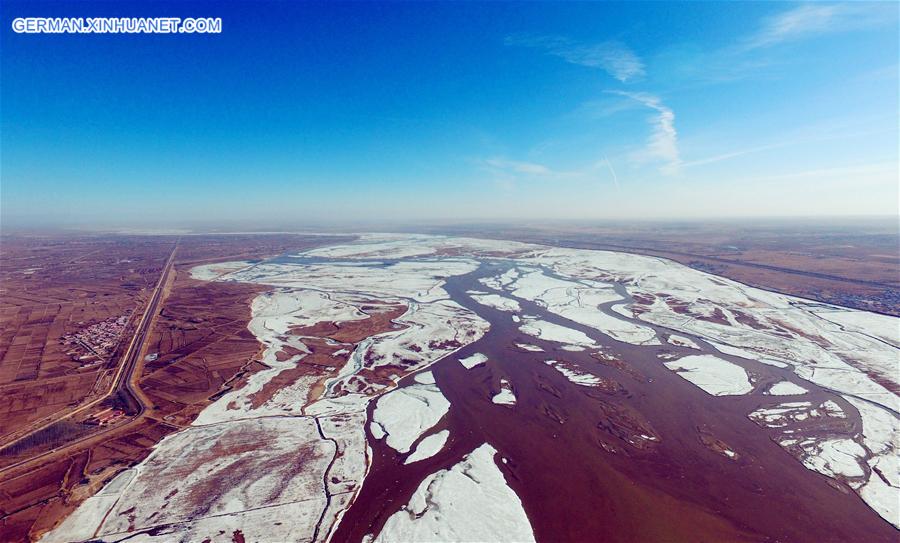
top-left (0, 233), bottom-right (352, 542)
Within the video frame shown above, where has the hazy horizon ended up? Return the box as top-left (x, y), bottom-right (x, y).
top-left (3, 215), bottom-right (898, 236)
top-left (2, 1), bottom-right (898, 228)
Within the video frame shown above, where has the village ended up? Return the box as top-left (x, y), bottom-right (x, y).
top-left (61, 313), bottom-right (131, 365)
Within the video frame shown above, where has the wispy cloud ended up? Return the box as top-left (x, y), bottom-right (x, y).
top-left (506, 35), bottom-right (645, 82)
top-left (607, 91), bottom-right (681, 175)
top-left (733, 161), bottom-right (898, 186)
top-left (482, 158), bottom-right (569, 177)
top-left (681, 117), bottom-right (897, 169)
top-left (600, 156), bottom-right (620, 190)
top-left (742, 2), bottom-right (894, 50)
top-left (480, 156), bottom-right (623, 190)
top-left (681, 143), bottom-right (786, 169)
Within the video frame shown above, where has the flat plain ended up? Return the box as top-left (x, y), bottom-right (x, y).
top-left (0, 233), bottom-right (350, 542)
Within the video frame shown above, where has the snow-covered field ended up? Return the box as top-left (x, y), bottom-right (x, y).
top-left (43, 417), bottom-right (334, 543)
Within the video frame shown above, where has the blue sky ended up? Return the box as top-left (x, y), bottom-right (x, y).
top-left (1, 1), bottom-right (897, 226)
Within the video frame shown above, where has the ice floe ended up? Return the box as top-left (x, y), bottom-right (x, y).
top-left (750, 401), bottom-right (814, 427)
top-left (413, 371), bottom-right (436, 385)
top-left (799, 438), bottom-right (866, 479)
top-left (667, 334), bottom-right (700, 350)
top-left (372, 381), bottom-right (450, 453)
top-left (492, 379), bottom-right (516, 406)
top-left (663, 354), bottom-right (753, 396)
top-left (519, 318), bottom-right (596, 347)
top-left (545, 359), bottom-right (602, 387)
top-left (766, 381), bottom-right (808, 396)
top-left (459, 352), bottom-right (488, 369)
top-left (495, 268), bottom-right (659, 345)
top-left (470, 292), bottom-right (522, 312)
top-left (374, 443), bottom-right (535, 542)
top-left (404, 430), bottom-right (450, 465)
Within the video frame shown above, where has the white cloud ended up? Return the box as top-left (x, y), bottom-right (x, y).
top-left (479, 156), bottom-right (623, 190)
top-left (484, 158), bottom-right (552, 176)
top-left (608, 91), bottom-right (681, 175)
top-left (506, 35), bottom-right (644, 82)
top-left (681, 143), bottom-right (786, 169)
top-left (743, 3), bottom-right (895, 50)
top-left (481, 157), bottom-right (579, 181)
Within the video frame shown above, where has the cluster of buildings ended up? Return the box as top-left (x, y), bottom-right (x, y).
top-left (85, 407), bottom-right (127, 426)
top-left (61, 313), bottom-right (130, 364)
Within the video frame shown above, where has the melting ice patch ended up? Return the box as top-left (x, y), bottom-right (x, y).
top-left (545, 360), bottom-right (602, 387)
top-left (372, 381), bottom-right (450, 454)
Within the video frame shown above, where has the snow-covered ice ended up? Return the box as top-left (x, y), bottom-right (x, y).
top-left (667, 334), bottom-right (700, 349)
top-left (372, 381), bottom-right (450, 453)
top-left (800, 438), bottom-right (866, 479)
top-left (663, 354), bottom-right (753, 396)
top-left (374, 443), bottom-right (535, 543)
top-left (470, 293), bottom-right (522, 313)
top-left (766, 381), bottom-right (808, 396)
top-left (519, 318), bottom-right (596, 347)
top-left (545, 360), bottom-right (602, 387)
top-left (492, 379), bottom-right (516, 406)
top-left (459, 352), bottom-right (488, 369)
top-left (405, 430), bottom-right (450, 465)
